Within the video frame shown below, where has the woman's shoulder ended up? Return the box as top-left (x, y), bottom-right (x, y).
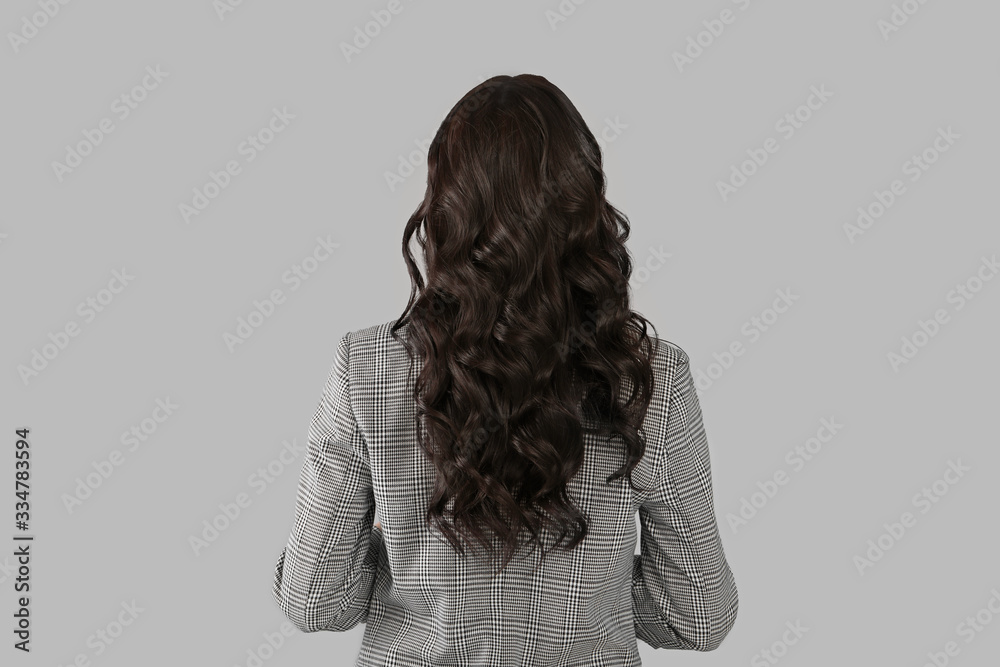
top-left (649, 335), bottom-right (691, 370)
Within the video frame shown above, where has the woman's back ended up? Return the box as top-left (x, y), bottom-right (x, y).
top-left (272, 319), bottom-right (738, 666)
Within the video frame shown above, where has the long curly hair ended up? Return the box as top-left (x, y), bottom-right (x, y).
top-left (390, 74), bottom-right (659, 574)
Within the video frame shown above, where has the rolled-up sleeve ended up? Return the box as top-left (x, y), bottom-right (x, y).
top-left (272, 331), bottom-right (383, 632)
top-left (632, 348), bottom-right (739, 650)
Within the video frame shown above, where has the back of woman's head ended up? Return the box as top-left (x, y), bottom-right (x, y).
top-left (390, 73), bottom-right (659, 574)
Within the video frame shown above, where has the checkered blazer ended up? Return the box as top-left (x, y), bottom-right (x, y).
top-left (272, 319), bottom-right (738, 666)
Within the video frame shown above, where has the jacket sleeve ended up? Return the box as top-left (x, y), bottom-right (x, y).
top-left (272, 331), bottom-right (383, 632)
top-left (632, 348), bottom-right (739, 650)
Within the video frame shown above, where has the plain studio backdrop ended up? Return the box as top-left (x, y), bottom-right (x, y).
top-left (2, 1), bottom-right (999, 665)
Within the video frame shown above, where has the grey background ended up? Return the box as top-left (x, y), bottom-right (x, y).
top-left (3, 0), bottom-right (999, 665)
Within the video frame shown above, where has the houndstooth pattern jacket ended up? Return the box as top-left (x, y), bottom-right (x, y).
top-left (272, 319), bottom-right (738, 666)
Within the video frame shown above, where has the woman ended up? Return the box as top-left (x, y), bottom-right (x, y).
top-left (271, 73), bottom-right (738, 666)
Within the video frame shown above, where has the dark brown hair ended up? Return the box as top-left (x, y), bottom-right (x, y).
top-left (390, 74), bottom-right (658, 574)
